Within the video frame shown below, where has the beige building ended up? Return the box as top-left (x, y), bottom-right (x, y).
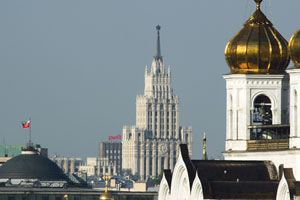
top-left (78, 157), bottom-right (117, 177)
top-left (51, 157), bottom-right (83, 174)
top-left (122, 26), bottom-right (192, 180)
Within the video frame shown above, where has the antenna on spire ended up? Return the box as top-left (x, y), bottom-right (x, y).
top-left (202, 132), bottom-right (208, 160)
top-left (255, 0), bottom-right (263, 10)
top-left (154, 25), bottom-right (162, 60)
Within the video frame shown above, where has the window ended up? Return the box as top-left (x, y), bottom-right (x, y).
top-left (252, 95), bottom-right (272, 125)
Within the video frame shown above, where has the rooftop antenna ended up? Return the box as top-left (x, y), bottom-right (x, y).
top-left (202, 132), bottom-right (208, 160)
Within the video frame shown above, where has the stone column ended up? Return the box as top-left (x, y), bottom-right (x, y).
top-left (164, 155), bottom-right (168, 170)
top-left (140, 143), bottom-right (145, 180)
top-left (157, 154), bottom-right (161, 175)
top-left (152, 104), bottom-right (156, 137)
top-left (152, 142), bottom-right (157, 177)
top-left (168, 104), bottom-right (172, 138)
top-left (63, 159), bottom-right (69, 174)
top-left (164, 103), bottom-right (167, 139)
top-left (70, 159), bottom-right (75, 174)
top-left (175, 104), bottom-right (179, 139)
top-left (157, 104), bottom-right (161, 138)
top-left (170, 143), bottom-right (174, 171)
top-left (145, 141), bottom-right (150, 178)
top-left (97, 160), bottom-right (101, 176)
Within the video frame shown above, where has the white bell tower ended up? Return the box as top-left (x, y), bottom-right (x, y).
top-left (224, 74), bottom-right (289, 152)
top-left (221, 0), bottom-right (300, 181)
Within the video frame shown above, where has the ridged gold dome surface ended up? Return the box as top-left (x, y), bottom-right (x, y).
top-left (289, 28), bottom-right (300, 67)
top-left (99, 191), bottom-right (114, 200)
top-left (225, 0), bottom-right (290, 74)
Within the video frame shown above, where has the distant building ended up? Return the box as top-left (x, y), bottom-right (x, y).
top-left (51, 157), bottom-right (83, 174)
top-left (0, 145), bottom-right (157, 199)
top-left (99, 142), bottom-right (122, 175)
top-left (78, 157), bottom-right (117, 177)
top-left (0, 144), bottom-right (48, 158)
top-left (122, 26), bottom-right (192, 180)
top-left (0, 144), bottom-right (48, 167)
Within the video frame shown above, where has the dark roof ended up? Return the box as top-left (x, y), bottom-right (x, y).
top-left (173, 145), bottom-right (283, 199)
top-left (192, 160), bottom-right (278, 182)
top-left (179, 144), bottom-right (196, 190)
top-left (163, 170), bottom-right (172, 189)
top-left (208, 181), bottom-right (278, 199)
top-left (0, 153), bottom-right (70, 182)
top-left (191, 160), bottom-right (279, 199)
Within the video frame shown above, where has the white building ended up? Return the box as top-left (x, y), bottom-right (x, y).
top-left (159, 0), bottom-right (300, 199)
top-left (51, 157), bottom-right (83, 174)
top-left (222, 0), bottom-right (300, 181)
top-left (122, 26), bottom-right (192, 180)
top-left (78, 157), bottom-right (117, 177)
top-left (158, 144), bottom-right (295, 200)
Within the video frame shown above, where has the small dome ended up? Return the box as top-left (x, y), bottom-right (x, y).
top-left (289, 28), bottom-right (300, 67)
top-left (225, 0), bottom-right (290, 74)
top-left (0, 148), bottom-right (70, 181)
top-left (100, 191), bottom-right (114, 200)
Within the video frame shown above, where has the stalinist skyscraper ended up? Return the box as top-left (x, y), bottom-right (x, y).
top-left (122, 26), bottom-right (192, 180)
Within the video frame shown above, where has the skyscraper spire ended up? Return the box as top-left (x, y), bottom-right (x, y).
top-left (202, 132), bottom-right (208, 160)
top-left (154, 25), bottom-right (162, 61)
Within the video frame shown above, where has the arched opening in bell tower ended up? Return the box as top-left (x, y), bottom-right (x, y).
top-left (249, 94), bottom-right (289, 143)
top-left (252, 95), bottom-right (273, 126)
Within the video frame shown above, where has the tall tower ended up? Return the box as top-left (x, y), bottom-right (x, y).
top-left (221, 0), bottom-right (300, 179)
top-left (122, 26), bottom-right (192, 180)
top-left (287, 27), bottom-right (300, 149)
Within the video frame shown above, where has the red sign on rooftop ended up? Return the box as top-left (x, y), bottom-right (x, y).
top-left (108, 134), bottom-right (122, 141)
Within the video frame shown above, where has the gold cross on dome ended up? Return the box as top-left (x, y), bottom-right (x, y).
top-left (103, 173), bottom-right (111, 192)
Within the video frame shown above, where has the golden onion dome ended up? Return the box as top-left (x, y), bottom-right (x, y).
top-left (99, 191), bottom-right (114, 200)
top-left (289, 28), bottom-right (300, 67)
top-left (99, 173), bottom-right (114, 200)
top-left (225, 0), bottom-right (290, 74)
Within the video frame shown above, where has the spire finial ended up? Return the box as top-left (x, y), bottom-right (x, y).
top-left (154, 25), bottom-right (162, 60)
top-left (254, 0), bottom-right (262, 10)
top-left (103, 173), bottom-right (111, 193)
top-left (156, 25), bottom-right (161, 32)
top-left (202, 132), bottom-right (208, 160)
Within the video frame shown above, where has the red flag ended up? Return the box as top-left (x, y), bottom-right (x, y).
top-left (22, 120), bottom-right (31, 129)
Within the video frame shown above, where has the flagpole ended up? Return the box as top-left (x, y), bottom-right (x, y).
top-left (29, 117), bottom-right (32, 146)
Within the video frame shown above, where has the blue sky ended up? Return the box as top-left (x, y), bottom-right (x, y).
top-left (0, 0), bottom-right (299, 159)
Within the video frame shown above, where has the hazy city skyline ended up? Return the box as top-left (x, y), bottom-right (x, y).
top-left (0, 0), bottom-right (299, 159)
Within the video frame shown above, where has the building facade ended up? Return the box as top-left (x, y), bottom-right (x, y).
top-left (78, 157), bottom-right (117, 177)
top-left (99, 142), bottom-right (122, 175)
top-left (51, 157), bottom-right (83, 174)
top-left (158, 144), bottom-right (295, 200)
top-left (122, 26), bottom-right (192, 180)
top-left (221, 0), bottom-right (300, 181)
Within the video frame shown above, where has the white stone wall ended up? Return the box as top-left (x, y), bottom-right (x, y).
top-left (223, 74), bottom-right (289, 151)
top-left (158, 147), bottom-right (203, 200)
top-left (288, 68), bottom-right (300, 148)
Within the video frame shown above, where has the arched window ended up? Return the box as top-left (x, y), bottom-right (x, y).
top-left (252, 95), bottom-right (272, 125)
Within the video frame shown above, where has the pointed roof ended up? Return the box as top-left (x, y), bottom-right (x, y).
top-left (154, 25), bottom-right (163, 61)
